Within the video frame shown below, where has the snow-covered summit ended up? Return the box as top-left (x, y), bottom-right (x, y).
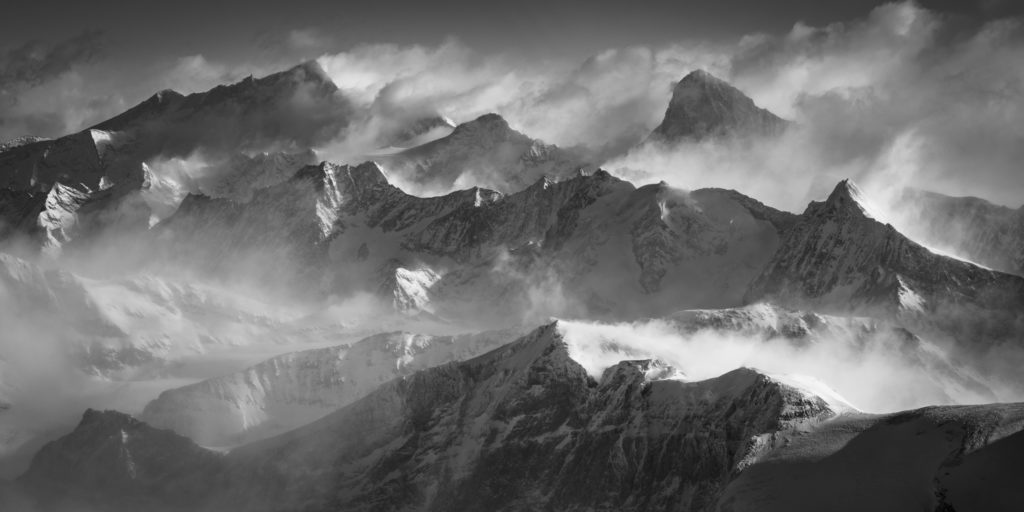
top-left (748, 179), bottom-right (1024, 339)
top-left (378, 112), bottom-right (590, 193)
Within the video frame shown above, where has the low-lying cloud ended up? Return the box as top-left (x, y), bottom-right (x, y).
top-left (557, 317), bottom-right (1014, 414)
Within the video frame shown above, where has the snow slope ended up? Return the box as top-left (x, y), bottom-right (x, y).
top-left (16, 323), bottom-right (845, 511)
top-left (376, 113), bottom-right (590, 193)
top-left (140, 329), bottom-right (521, 446)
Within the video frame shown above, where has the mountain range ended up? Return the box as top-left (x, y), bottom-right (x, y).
top-left (1, 60), bottom-right (1023, 511)
top-left (11, 323), bottom-right (1024, 511)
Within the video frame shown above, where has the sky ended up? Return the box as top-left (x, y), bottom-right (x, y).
top-left (1, 0), bottom-right (1023, 207)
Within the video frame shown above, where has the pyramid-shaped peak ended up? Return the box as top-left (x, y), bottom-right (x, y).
top-left (452, 113), bottom-right (512, 134)
top-left (253, 60), bottom-right (337, 92)
top-left (820, 178), bottom-right (878, 219)
top-left (345, 161), bottom-right (391, 187)
top-left (829, 178), bottom-right (860, 200)
top-left (651, 69), bottom-right (787, 142)
top-left (680, 69), bottom-right (727, 85)
top-left (288, 60), bottom-right (332, 80)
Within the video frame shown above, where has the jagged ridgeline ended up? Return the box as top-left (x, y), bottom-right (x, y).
top-left (2, 60), bottom-right (1024, 512)
top-left (13, 324), bottom-right (1024, 511)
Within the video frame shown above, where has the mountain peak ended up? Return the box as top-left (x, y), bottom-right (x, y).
top-left (451, 113), bottom-right (512, 136)
top-left (818, 178), bottom-right (878, 220)
top-left (681, 68), bottom-right (725, 85)
top-left (344, 161), bottom-right (392, 189)
top-left (77, 408), bottom-right (138, 429)
top-left (284, 59), bottom-right (334, 85)
top-left (650, 69), bottom-right (788, 142)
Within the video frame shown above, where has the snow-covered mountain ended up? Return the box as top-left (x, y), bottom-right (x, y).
top-left (13, 323), bottom-right (1024, 511)
top-left (0, 62), bottom-right (350, 256)
top-left (2, 56), bottom-right (1024, 512)
top-left (665, 303), bottom-right (996, 407)
top-left (376, 113), bottom-right (591, 193)
top-left (140, 329), bottom-right (521, 446)
top-left (885, 187), bottom-right (1024, 276)
top-left (0, 252), bottom-right (363, 377)
top-left (748, 180), bottom-right (1024, 343)
top-left (156, 161), bottom-right (799, 322)
top-left (90, 60), bottom-right (350, 157)
top-left (121, 301), bottom-right (996, 453)
top-left (373, 114), bottom-right (456, 151)
top-left (648, 69), bottom-right (789, 143)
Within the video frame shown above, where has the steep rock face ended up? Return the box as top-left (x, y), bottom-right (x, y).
top-left (19, 400), bottom-right (1024, 512)
top-left (90, 60), bottom-right (350, 156)
top-left (17, 325), bottom-right (1024, 512)
top-left (718, 403), bottom-right (1024, 512)
top-left (160, 165), bottom-right (794, 320)
top-left (650, 70), bottom-right (788, 143)
top-left (0, 188), bottom-right (47, 246)
top-left (378, 113), bottom-right (590, 193)
top-left (209, 323), bottom-right (837, 512)
top-left (196, 149), bottom-right (319, 202)
top-left (18, 409), bottom-right (222, 512)
top-left (154, 160), bottom-right (472, 290)
top-left (622, 184), bottom-right (796, 294)
top-left (0, 62), bottom-right (350, 254)
top-left (666, 303), bottom-right (996, 406)
top-left (0, 129), bottom-right (133, 194)
top-left (376, 260), bottom-right (443, 313)
top-left (140, 329), bottom-right (521, 446)
top-left (888, 188), bottom-right (1024, 276)
top-left (748, 180), bottom-right (1024, 340)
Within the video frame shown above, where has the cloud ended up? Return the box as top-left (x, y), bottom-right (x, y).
top-left (728, 2), bottom-right (1024, 206)
top-left (0, 30), bottom-right (105, 91)
top-left (255, 27), bottom-right (338, 58)
top-left (309, 2), bottom-right (1023, 213)
top-left (3, 2), bottom-right (1023, 214)
top-left (557, 317), bottom-right (1010, 414)
top-left (605, 2), bottom-right (1024, 214)
top-left (161, 55), bottom-right (238, 94)
top-left (315, 39), bottom-right (732, 159)
top-left (0, 31), bottom-right (107, 139)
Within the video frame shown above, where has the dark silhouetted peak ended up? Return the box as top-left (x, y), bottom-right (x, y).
top-left (344, 161), bottom-right (392, 190)
top-left (651, 69), bottom-right (788, 142)
top-left (152, 88), bottom-right (184, 104)
top-left (681, 69), bottom-right (724, 86)
top-left (77, 408), bottom-right (138, 429)
top-left (814, 179), bottom-right (878, 220)
top-left (451, 113), bottom-right (513, 136)
top-left (295, 160), bottom-right (389, 188)
top-left (281, 59), bottom-right (335, 87)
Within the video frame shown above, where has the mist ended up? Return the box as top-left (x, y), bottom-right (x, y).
top-left (1, 2), bottom-right (1023, 505)
top-left (556, 316), bottom-right (1009, 414)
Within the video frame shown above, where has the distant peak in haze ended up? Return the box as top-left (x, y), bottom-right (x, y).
top-left (649, 69), bottom-right (788, 143)
top-left (682, 69), bottom-right (724, 85)
top-left (451, 113), bottom-right (512, 135)
top-left (283, 59), bottom-right (335, 85)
